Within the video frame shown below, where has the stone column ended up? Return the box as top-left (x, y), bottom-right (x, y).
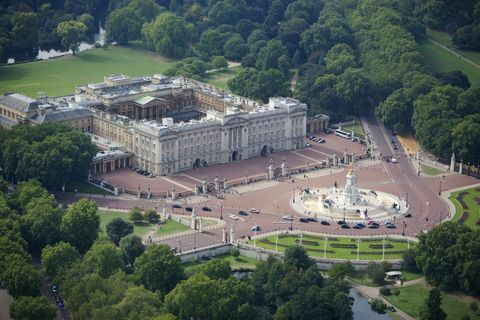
top-left (137, 184), bottom-right (141, 198)
top-left (222, 228), bottom-right (227, 242)
top-left (202, 178), bottom-right (207, 194)
top-left (459, 162), bottom-right (463, 174)
top-left (450, 152), bottom-right (455, 173)
top-left (281, 157), bottom-right (288, 177)
top-left (147, 185), bottom-right (151, 200)
top-left (114, 184), bottom-right (119, 196)
top-left (230, 223), bottom-right (236, 243)
top-left (198, 218), bottom-right (203, 233)
top-left (171, 187), bottom-right (176, 201)
top-left (223, 178), bottom-right (228, 190)
top-left (214, 176), bottom-right (220, 192)
top-left (344, 151), bottom-right (348, 164)
top-left (162, 203), bottom-right (167, 219)
top-left (191, 209), bottom-right (197, 230)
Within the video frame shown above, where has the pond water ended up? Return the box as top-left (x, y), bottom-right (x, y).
top-left (350, 288), bottom-right (392, 320)
top-left (6, 25), bottom-right (106, 64)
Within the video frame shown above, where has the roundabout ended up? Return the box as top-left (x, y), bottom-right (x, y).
top-left (292, 163), bottom-right (408, 222)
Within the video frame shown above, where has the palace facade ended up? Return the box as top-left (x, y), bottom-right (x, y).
top-left (0, 74), bottom-right (328, 176)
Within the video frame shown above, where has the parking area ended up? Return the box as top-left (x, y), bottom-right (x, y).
top-left (94, 134), bottom-right (367, 195)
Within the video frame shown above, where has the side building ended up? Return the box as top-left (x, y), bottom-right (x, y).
top-left (0, 74), bottom-right (327, 176)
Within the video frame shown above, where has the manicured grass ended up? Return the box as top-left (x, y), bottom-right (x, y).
top-left (450, 187), bottom-right (480, 230)
top-left (417, 37), bottom-right (480, 88)
top-left (427, 28), bottom-right (480, 67)
top-left (98, 210), bottom-right (153, 237)
top-left (66, 180), bottom-right (112, 195)
top-left (155, 219), bottom-right (190, 236)
top-left (350, 270), bottom-right (422, 287)
top-left (183, 253), bottom-right (257, 273)
top-left (341, 117), bottom-right (365, 139)
top-left (247, 234), bottom-right (414, 260)
top-left (201, 66), bottom-right (242, 91)
top-left (384, 283), bottom-right (480, 320)
top-left (0, 42), bottom-right (178, 97)
top-left (420, 163), bottom-right (445, 176)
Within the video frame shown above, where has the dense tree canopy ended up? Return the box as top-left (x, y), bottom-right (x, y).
top-left (9, 296), bottom-right (56, 320)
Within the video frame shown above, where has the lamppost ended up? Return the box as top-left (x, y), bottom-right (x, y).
top-left (438, 180), bottom-right (442, 196)
top-left (343, 207), bottom-right (346, 223)
top-left (290, 218), bottom-right (293, 231)
top-left (292, 188), bottom-right (295, 203)
top-left (220, 204), bottom-right (223, 220)
top-left (402, 221), bottom-right (407, 236)
top-left (194, 229), bottom-right (197, 250)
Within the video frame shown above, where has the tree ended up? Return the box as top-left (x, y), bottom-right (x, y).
top-left (256, 39), bottom-right (288, 71)
top-left (10, 12), bottom-right (38, 50)
top-left (111, 286), bottom-right (163, 319)
top-left (106, 218), bottom-right (134, 245)
top-left (211, 56), bottom-right (228, 70)
top-left (329, 261), bottom-right (354, 280)
top-left (402, 248), bottom-right (419, 273)
top-left (198, 259), bottom-right (231, 280)
top-left (10, 296), bottom-right (56, 320)
top-left (366, 262), bottom-right (385, 285)
top-left (61, 199), bottom-right (100, 253)
top-left (129, 207), bottom-right (144, 224)
top-left (106, 7), bottom-right (141, 44)
top-left (13, 180), bottom-right (49, 214)
top-left (144, 210), bottom-right (160, 224)
top-left (223, 34), bottom-right (249, 61)
top-left (55, 20), bottom-right (88, 55)
top-left (196, 29), bottom-right (226, 57)
top-left (3, 262), bottom-right (42, 298)
top-left (142, 13), bottom-right (193, 58)
top-left (119, 234), bottom-right (145, 267)
top-left (419, 288), bottom-right (446, 320)
top-left (84, 240), bottom-right (124, 278)
top-left (41, 241), bottom-right (79, 279)
top-left (134, 244), bottom-right (184, 295)
top-left (22, 196), bottom-right (63, 253)
top-left (324, 43), bottom-right (356, 74)
top-left (284, 245), bottom-right (312, 270)
top-left (256, 69), bottom-right (290, 102)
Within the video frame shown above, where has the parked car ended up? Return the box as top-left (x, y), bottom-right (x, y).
top-left (306, 217), bottom-right (317, 222)
top-left (185, 207), bottom-right (193, 212)
top-left (56, 299), bottom-right (65, 308)
top-left (368, 224), bottom-right (379, 229)
top-left (251, 225), bottom-right (261, 231)
top-left (386, 224), bottom-right (396, 229)
top-left (405, 213), bottom-right (412, 218)
top-left (391, 158), bottom-right (398, 163)
top-left (202, 206), bottom-right (211, 211)
top-left (299, 217), bottom-right (309, 223)
top-left (282, 215), bottom-right (294, 221)
top-left (337, 220), bottom-right (346, 225)
top-left (229, 214), bottom-right (239, 220)
top-left (353, 225), bottom-right (362, 229)
top-left (320, 220), bottom-right (330, 225)
top-left (51, 285), bottom-right (58, 295)
top-left (172, 204), bottom-right (182, 209)
top-left (354, 223), bottom-right (365, 229)
top-left (392, 144), bottom-right (398, 150)
top-left (250, 208), bottom-right (260, 213)
top-left (238, 210), bottom-right (248, 216)
top-left (341, 224), bottom-right (351, 229)
top-left (305, 143), bottom-right (311, 147)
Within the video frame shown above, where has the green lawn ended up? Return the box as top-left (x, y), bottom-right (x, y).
top-left (98, 210), bottom-right (153, 237)
top-left (350, 270), bottom-right (423, 287)
top-left (420, 163), bottom-right (445, 176)
top-left (156, 219), bottom-right (190, 237)
top-left (65, 180), bottom-right (112, 195)
top-left (340, 117), bottom-right (365, 139)
top-left (384, 283), bottom-right (480, 320)
top-left (427, 28), bottom-right (480, 67)
top-left (0, 42), bottom-right (178, 97)
top-left (183, 253), bottom-right (258, 273)
top-left (417, 37), bottom-right (480, 88)
top-left (450, 187), bottom-right (480, 230)
top-left (201, 66), bottom-right (241, 91)
top-left (247, 234), bottom-right (413, 260)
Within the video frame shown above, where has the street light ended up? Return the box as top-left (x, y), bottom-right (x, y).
top-left (438, 180), bottom-right (442, 196)
top-left (343, 207), bottom-right (346, 223)
top-left (220, 204), bottom-right (223, 220)
top-left (292, 188), bottom-right (295, 203)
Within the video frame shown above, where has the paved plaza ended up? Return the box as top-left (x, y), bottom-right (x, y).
top-left (75, 113), bottom-right (479, 252)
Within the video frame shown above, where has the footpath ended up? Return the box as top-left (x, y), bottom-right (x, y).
top-left (349, 278), bottom-right (425, 320)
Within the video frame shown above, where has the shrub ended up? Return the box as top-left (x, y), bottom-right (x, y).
top-left (392, 289), bottom-right (400, 296)
top-left (470, 301), bottom-right (478, 313)
top-left (370, 298), bottom-right (387, 314)
top-left (379, 287), bottom-right (391, 296)
top-left (231, 246), bottom-right (240, 257)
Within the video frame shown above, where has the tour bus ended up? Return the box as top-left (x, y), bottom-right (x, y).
top-left (335, 129), bottom-right (352, 139)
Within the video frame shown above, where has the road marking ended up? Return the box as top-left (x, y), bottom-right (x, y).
top-left (160, 176), bottom-right (192, 190)
top-left (178, 173), bottom-right (203, 183)
top-left (293, 151), bottom-right (323, 163)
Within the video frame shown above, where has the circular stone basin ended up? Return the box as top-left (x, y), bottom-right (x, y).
top-left (291, 187), bottom-right (408, 222)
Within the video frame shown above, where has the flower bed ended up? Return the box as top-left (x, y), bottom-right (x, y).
top-left (456, 192), bottom-right (468, 210)
top-left (458, 211), bottom-right (468, 225)
top-left (294, 239), bottom-right (319, 246)
top-left (368, 244), bottom-right (393, 249)
top-left (351, 250), bottom-right (407, 255)
top-left (330, 243), bottom-right (357, 249)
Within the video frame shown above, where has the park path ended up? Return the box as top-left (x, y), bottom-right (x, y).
top-left (427, 38), bottom-right (480, 70)
top-left (348, 278), bottom-right (423, 320)
top-left (290, 71), bottom-right (298, 92)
